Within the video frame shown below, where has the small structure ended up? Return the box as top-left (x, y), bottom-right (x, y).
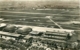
top-left (30, 31), bottom-right (44, 36)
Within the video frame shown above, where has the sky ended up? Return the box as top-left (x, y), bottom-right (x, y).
top-left (0, 0), bottom-right (79, 1)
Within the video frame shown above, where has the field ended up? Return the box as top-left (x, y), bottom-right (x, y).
top-left (0, 9), bottom-right (80, 30)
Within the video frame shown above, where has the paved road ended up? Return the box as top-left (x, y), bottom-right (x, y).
top-left (13, 24), bottom-right (74, 33)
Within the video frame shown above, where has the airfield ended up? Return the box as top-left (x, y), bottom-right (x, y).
top-left (0, 9), bottom-right (80, 30)
top-left (0, 8), bottom-right (80, 50)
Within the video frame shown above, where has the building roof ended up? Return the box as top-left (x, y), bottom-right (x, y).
top-left (30, 31), bottom-right (41, 34)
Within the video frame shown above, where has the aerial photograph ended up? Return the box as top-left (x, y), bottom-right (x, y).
top-left (0, 0), bottom-right (80, 50)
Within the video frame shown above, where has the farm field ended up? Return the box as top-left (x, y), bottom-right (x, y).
top-left (0, 9), bottom-right (80, 30)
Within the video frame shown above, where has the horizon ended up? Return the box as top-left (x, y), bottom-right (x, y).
top-left (0, 0), bottom-right (79, 1)
top-left (0, 0), bottom-right (79, 9)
